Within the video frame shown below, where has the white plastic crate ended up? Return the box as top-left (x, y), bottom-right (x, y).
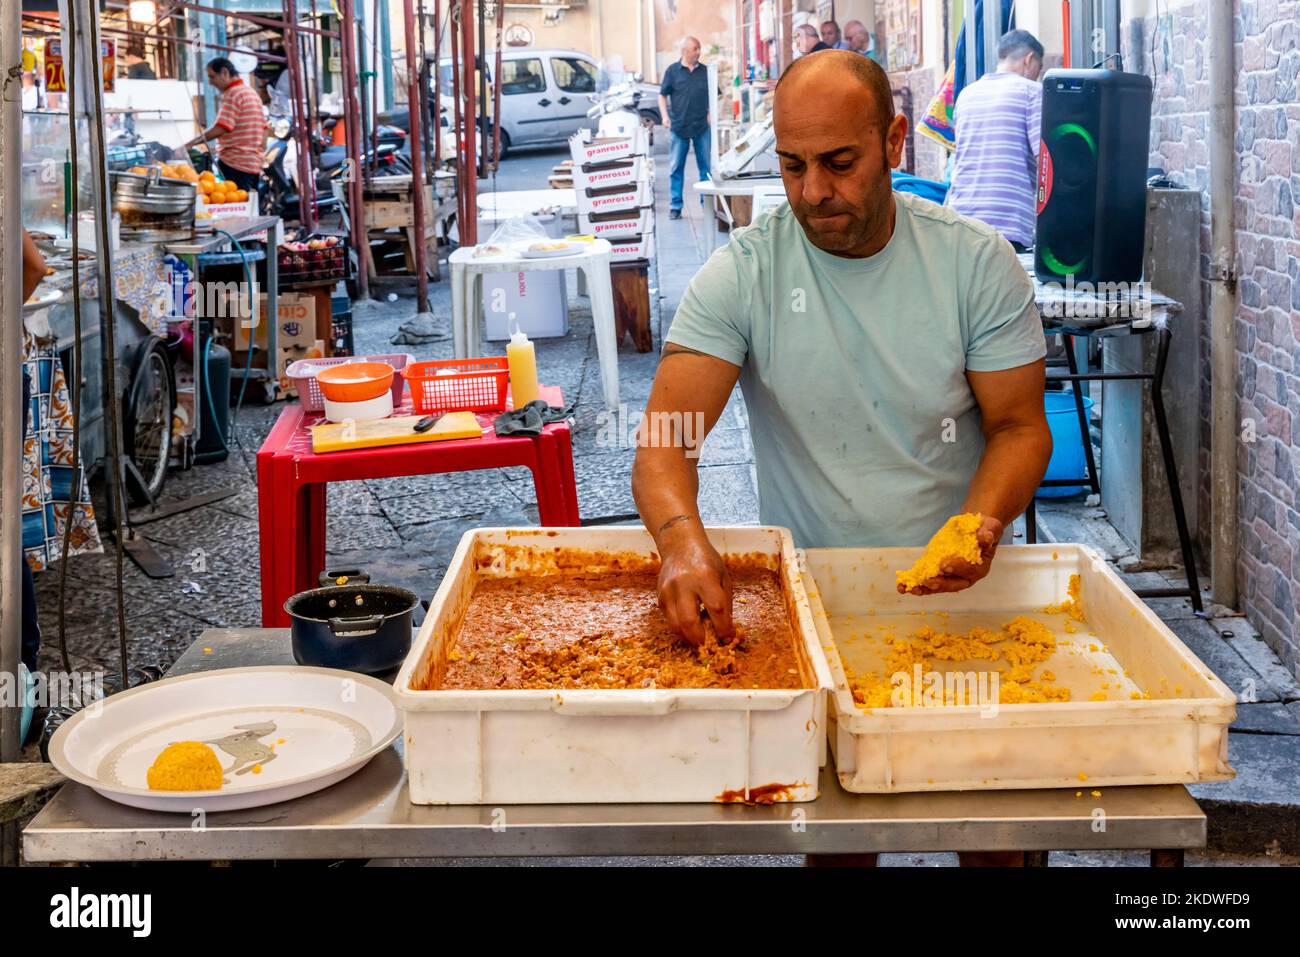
top-left (609, 233), bottom-right (655, 263)
top-left (573, 156), bottom-right (649, 191)
top-left (395, 526), bottom-right (832, 805)
top-left (802, 543), bottom-right (1236, 793)
top-left (569, 127), bottom-right (648, 166)
top-left (578, 206), bottom-right (653, 239)
top-left (578, 177), bottom-right (653, 216)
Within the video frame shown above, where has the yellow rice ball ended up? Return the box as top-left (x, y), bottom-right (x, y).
top-left (146, 741), bottom-right (223, 791)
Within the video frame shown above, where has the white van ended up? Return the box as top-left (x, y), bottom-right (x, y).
top-left (437, 49), bottom-right (659, 153)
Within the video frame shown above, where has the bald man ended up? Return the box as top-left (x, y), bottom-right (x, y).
top-left (794, 23), bottom-right (830, 56)
top-left (659, 36), bottom-right (712, 219)
top-left (843, 19), bottom-right (880, 62)
top-left (635, 50), bottom-right (1050, 637)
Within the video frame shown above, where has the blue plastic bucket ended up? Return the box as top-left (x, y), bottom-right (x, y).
top-left (1039, 391), bottom-right (1095, 498)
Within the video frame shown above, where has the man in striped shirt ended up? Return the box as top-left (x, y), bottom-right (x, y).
top-left (947, 30), bottom-right (1044, 251)
top-left (182, 58), bottom-right (267, 195)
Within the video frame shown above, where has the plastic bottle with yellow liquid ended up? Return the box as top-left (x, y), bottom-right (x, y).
top-left (506, 317), bottom-right (539, 409)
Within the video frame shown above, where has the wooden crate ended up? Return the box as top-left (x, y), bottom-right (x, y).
top-left (363, 183), bottom-right (435, 230)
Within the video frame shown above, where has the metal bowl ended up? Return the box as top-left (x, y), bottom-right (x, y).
top-left (111, 170), bottom-right (197, 218)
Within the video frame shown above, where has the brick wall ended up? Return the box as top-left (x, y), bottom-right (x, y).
top-left (1127, 0), bottom-right (1300, 675)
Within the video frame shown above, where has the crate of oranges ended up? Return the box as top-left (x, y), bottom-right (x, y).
top-left (196, 170), bottom-right (252, 215)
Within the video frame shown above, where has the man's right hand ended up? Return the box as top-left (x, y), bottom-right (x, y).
top-left (656, 523), bottom-right (733, 646)
top-left (662, 116), bottom-right (671, 132)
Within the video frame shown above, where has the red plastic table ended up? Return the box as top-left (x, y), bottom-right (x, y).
top-left (256, 385), bottom-right (579, 627)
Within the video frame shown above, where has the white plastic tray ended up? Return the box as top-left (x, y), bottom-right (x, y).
top-left (802, 543), bottom-right (1235, 793)
top-left (395, 526), bottom-right (832, 805)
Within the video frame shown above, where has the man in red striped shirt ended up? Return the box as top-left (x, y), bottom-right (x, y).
top-left (182, 58), bottom-right (266, 195)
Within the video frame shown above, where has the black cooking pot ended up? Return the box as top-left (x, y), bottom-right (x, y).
top-left (285, 569), bottom-right (418, 676)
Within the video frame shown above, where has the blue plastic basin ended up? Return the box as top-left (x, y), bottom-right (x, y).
top-left (1039, 390), bottom-right (1094, 498)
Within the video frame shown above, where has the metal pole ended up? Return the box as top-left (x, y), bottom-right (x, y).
top-left (0, 0), bottom-right (24, 761)
top-left (1062, 0), bottom-right (1071, 68)
top-left (415, 0), bottom-right (433, 180)
top-left (180, 1), bottom-right (340, 38)
top-left (1208, 0), bottom-right (1237, 607)
top-left (459, 0), bottom-right (477, 245)
top-left (449, 1), bottom-right (462, 233)
top-left (432, 0), bottom-right (441, 167)
top-left (403, 0), bottom-right (430, 309)
top-left (339, 0), bottom-right (370, 298)
top-left (71, 0), bottom-right (131, 692)
top-left (476, 0), bottom-right (486, 177)
top-left (1103, 0), bottom-right (1121, 68)
top-left (282, 2), bottom-right (315, 229)
top-left (981, 0), bottom-right (1000, 75)
top-left (963, 1), bottom-right (977, 86)
top-left (489, 0), bottom-right (503, 170)
top-left (369, 0), bottom-right (380, 183)
top-left (379, 0), bottom-right (395, 111)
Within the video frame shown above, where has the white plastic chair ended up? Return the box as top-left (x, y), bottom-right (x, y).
top-left (450, 239), bottom-right (620, 410)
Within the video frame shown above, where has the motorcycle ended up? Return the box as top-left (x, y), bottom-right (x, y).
top-left (261, 117), bottom-right (410, 221)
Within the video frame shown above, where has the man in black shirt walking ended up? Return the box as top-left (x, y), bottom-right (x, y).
top-left (658, 36), bottom-right (711, 219)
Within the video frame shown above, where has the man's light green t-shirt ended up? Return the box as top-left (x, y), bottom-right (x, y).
top-left (666, 191), bottom-right (1046, 549)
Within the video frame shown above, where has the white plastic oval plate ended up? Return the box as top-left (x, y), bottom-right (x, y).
top-left (519, 242), bottom-right (579, 259)
top-left (48, 666), bottom-right (402, 813)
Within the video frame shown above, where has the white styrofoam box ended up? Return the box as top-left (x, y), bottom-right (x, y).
top-left (395, 526), bottom-right (833, 805)
top-left (609, 233), bottom-right (655, 263)
top-left (569, 127), bottom-right (648, 166)
top-left (578, 206), bottom-right (653, 239)
top-left (197, 195), bottom-right (258, 220)
top-left (803, 543), bottom-right (1236, 794)
top-left (573, 155), bottom-right (647, 191)
top-left (578, 177), bottom-right (653, 216)
top-left (198, 195), bottom-right (274, 243)
top-left (481, 269), bottom-right (568, 341)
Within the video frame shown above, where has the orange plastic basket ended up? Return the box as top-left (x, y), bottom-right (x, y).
top-left (403, 357), bottom-right (510, 414)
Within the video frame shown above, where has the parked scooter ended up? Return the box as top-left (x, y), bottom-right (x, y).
top-left (587, 76), bottom-right (658, 142)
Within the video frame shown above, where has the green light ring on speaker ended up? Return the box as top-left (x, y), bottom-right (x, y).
top-left (1040, 123), bottom-right (1096, 276)
top-left (1040, 246), bottom-right (1089, 276)
top-left (1047, 121), bottom-right (1097, 156)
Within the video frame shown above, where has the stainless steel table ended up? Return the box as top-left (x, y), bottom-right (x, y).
top-left (23, 629), bottom-right (1206, 864)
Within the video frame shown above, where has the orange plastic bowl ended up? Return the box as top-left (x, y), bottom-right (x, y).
top-left (315, 362), bottom-right (395, 403)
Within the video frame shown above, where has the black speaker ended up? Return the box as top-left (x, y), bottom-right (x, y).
top-left (1034, 69), bottom-right (1153, 284)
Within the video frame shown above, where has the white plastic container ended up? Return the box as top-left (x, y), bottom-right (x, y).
top-left (578, 206), bottom-right (653, 239)
top-left (322, 391), bottom-right (393, 423)
top-left (395, 526), bottom-right (832, 805)
top-left (802, 543), bottom-right (1236, 793)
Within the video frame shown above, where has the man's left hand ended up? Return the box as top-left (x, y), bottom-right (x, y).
top-left (902, 514), bottom-right (1003, 595)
